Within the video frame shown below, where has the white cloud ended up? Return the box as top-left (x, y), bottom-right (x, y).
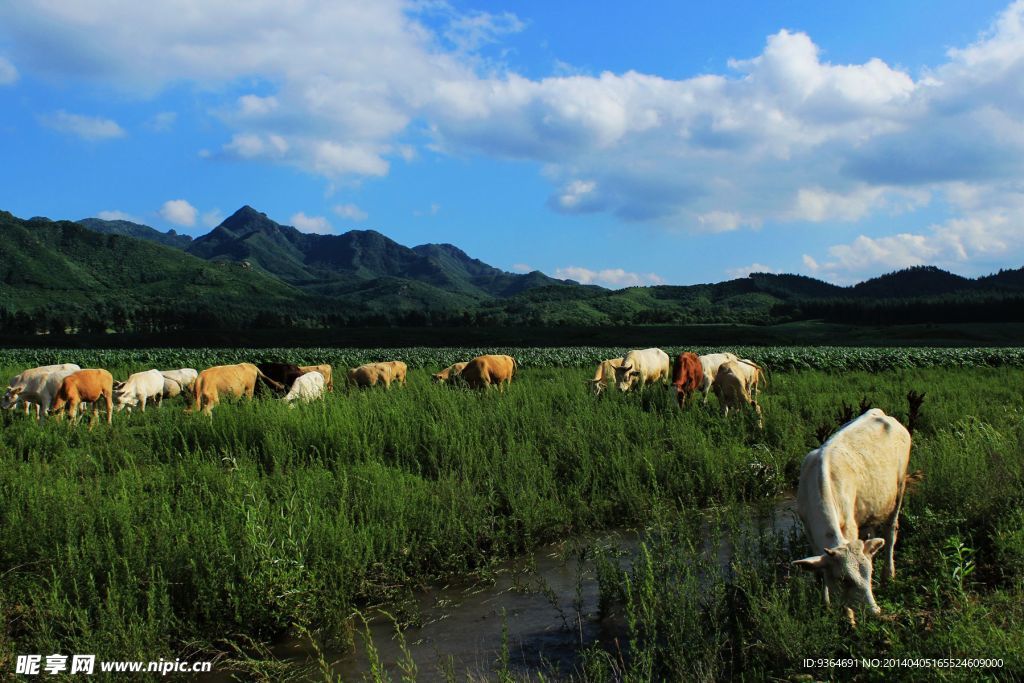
top-left (554, 266), bottom-right (664, 288)
top-left (697, 211), bottom-right (745, 233)
top-left (4, 1), bottom-right (1024, 277)
top-left (96, 209), bottom-right (139, 222)
top-left (236, 94), bottom-right (278, 117)
top-left (333, 203), bottom-right (368, 221)
top-left (222, 133), bottom-right (289, 160)
top-left (40, 110), bottom-right (125, 140)
top-left (553, 179), bottom-right (599, 211)
top-left (290, 212), bottom-right (333, 234)
top-left (0, 56), bottom-right (17, 84)
top-left (511, 263), bottom-right (532, 273)
top-left (201, 209), bottom-right (223, 228)
top-left (145, 111), bottom-right (177, 132)
top-left (442, 9), bottom-right (525, 53)
top-left (159, 199), bottom-right (197, 227)
top-left (726, 263), bottom-right (780, 279)
top-left (414, 202), bottom-right (441, 216)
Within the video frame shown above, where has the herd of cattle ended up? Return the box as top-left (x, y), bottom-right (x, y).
top-left (3, 347), bottom-right (917, 623)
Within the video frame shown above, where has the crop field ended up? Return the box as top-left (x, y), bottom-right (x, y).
top-left (0, 347), bottom-right (1022, 681)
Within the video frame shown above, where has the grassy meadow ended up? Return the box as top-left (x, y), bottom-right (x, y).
top-left (0, 350), bottom-right (1022, 680)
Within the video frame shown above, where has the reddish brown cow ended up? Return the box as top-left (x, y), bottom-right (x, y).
top-left (671, 352), bottom-right (704, 408)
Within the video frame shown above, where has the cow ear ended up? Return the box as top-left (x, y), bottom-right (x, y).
top-left (863, 538), bottom-right (885, 557)
top-left (793, 555), bottom-right (829, 571)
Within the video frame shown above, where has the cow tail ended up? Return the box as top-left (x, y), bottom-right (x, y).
top-left (904, 469), bottom-right (924, 494)
top-left (512, 356), bottom-right (519, 379)
top-left (255, 368), bottom-right (285, 392)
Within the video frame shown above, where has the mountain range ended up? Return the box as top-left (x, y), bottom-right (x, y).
top-left (1, 205), bottom-right (1022, 335)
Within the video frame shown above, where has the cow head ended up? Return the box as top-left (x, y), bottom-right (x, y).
top-left (613, 364), bottom-right (640, 392)
top-left (431, 371), bottom-right (448, 384)
top-left (112, 388), bottom-right (138, 412)
top-left (794, 538), bottom-right (885, 615)
top-left (1, 385), bottom-right (23, 410)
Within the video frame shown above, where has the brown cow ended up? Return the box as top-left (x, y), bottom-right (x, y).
top-left (460, 354), bottom-right (517, 390)
top-left (50, 369), bottom-right (114, 426)
top-left (299, 364), bottom-right (334, 391)
top-left (190, 363), bottom-right (284, 416)
top-left (433, 362), bottom-right (468, 384)
top-left (347, 363), bottom-right (393, 389)
top-left (671, 352), bottom-right (704, 408)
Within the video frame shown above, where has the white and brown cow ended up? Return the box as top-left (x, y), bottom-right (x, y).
top-left (2, 366), bottom-right (80, 422)
top-left (5, 364), bottom-right (81, 417)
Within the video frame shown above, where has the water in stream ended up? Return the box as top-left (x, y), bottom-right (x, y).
top-left (273, 498), bottom-right (802, 682)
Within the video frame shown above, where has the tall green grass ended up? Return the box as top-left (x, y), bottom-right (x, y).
top-left (0, 364), bottom-right (1021, 680)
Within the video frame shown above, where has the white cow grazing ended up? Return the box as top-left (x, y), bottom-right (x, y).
top-left (113, 369), bottom-right (166, 412)
top-left (5, 363), bottom-right (81, 417)
top-left (283, 371), bottom-right (326, 405)
top-left (698, 352), bottom-right (739, 402)
top-left (160, 369), bottom-right (198, 399)
top-left (794, 408), bottom-right (914, 625)
top-left (613, 348), bottom-right (671, 392)
top-left (1, 368), bottom-right (79, 422)
top-left (587, 357), bottom-right (624, 396)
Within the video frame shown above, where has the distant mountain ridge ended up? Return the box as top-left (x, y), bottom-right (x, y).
top-left (77, 217), bottom-right (193, 250)
top-left (3, 205), bottom-right (1021, 334)
top-left (184, 206), bottom-right (571, 299)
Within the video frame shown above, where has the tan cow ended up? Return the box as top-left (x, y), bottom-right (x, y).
top-left (347, 363), bottom-right (393, 389)
top-left (794, 409), bottom-right (914, 625)
top-left (732, 359), bottom-right (768, 403)
top-left (299, 364), bottom-right (334, 391)
top-left (698, 352), bottom-right (739, 403)
top-left (433, 362), bottom-right (468, 384)
top-left (50, 369), bottom-right (114, 426)
top-left (378, 360), bottom-right (407, 386)
top-left (711, 360), bottom-right (763, 428)
top-left (190, 363), bottom-right (284, 416)
top-left (460, 354), bottom-right (517, 390)
top-left (587, 357), bottom-right (624, 396)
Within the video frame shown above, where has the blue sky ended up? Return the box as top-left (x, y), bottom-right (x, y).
top-left (1, 1), bottom-right (1022, 287)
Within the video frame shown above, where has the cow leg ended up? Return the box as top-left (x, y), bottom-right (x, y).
top-left (106, 392), bottom-right (113, 425)
top-left (883, 494), bottom-right (904, 582)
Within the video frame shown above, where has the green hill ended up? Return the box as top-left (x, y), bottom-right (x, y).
top-left (77, 217), bottom-right (193, 249)
top-left (186, 206), bottom-right (570, 299)
top-left (0, 211), bottom-right (306, 327)
top-left (3, 206), bottom-right (1023, 337)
